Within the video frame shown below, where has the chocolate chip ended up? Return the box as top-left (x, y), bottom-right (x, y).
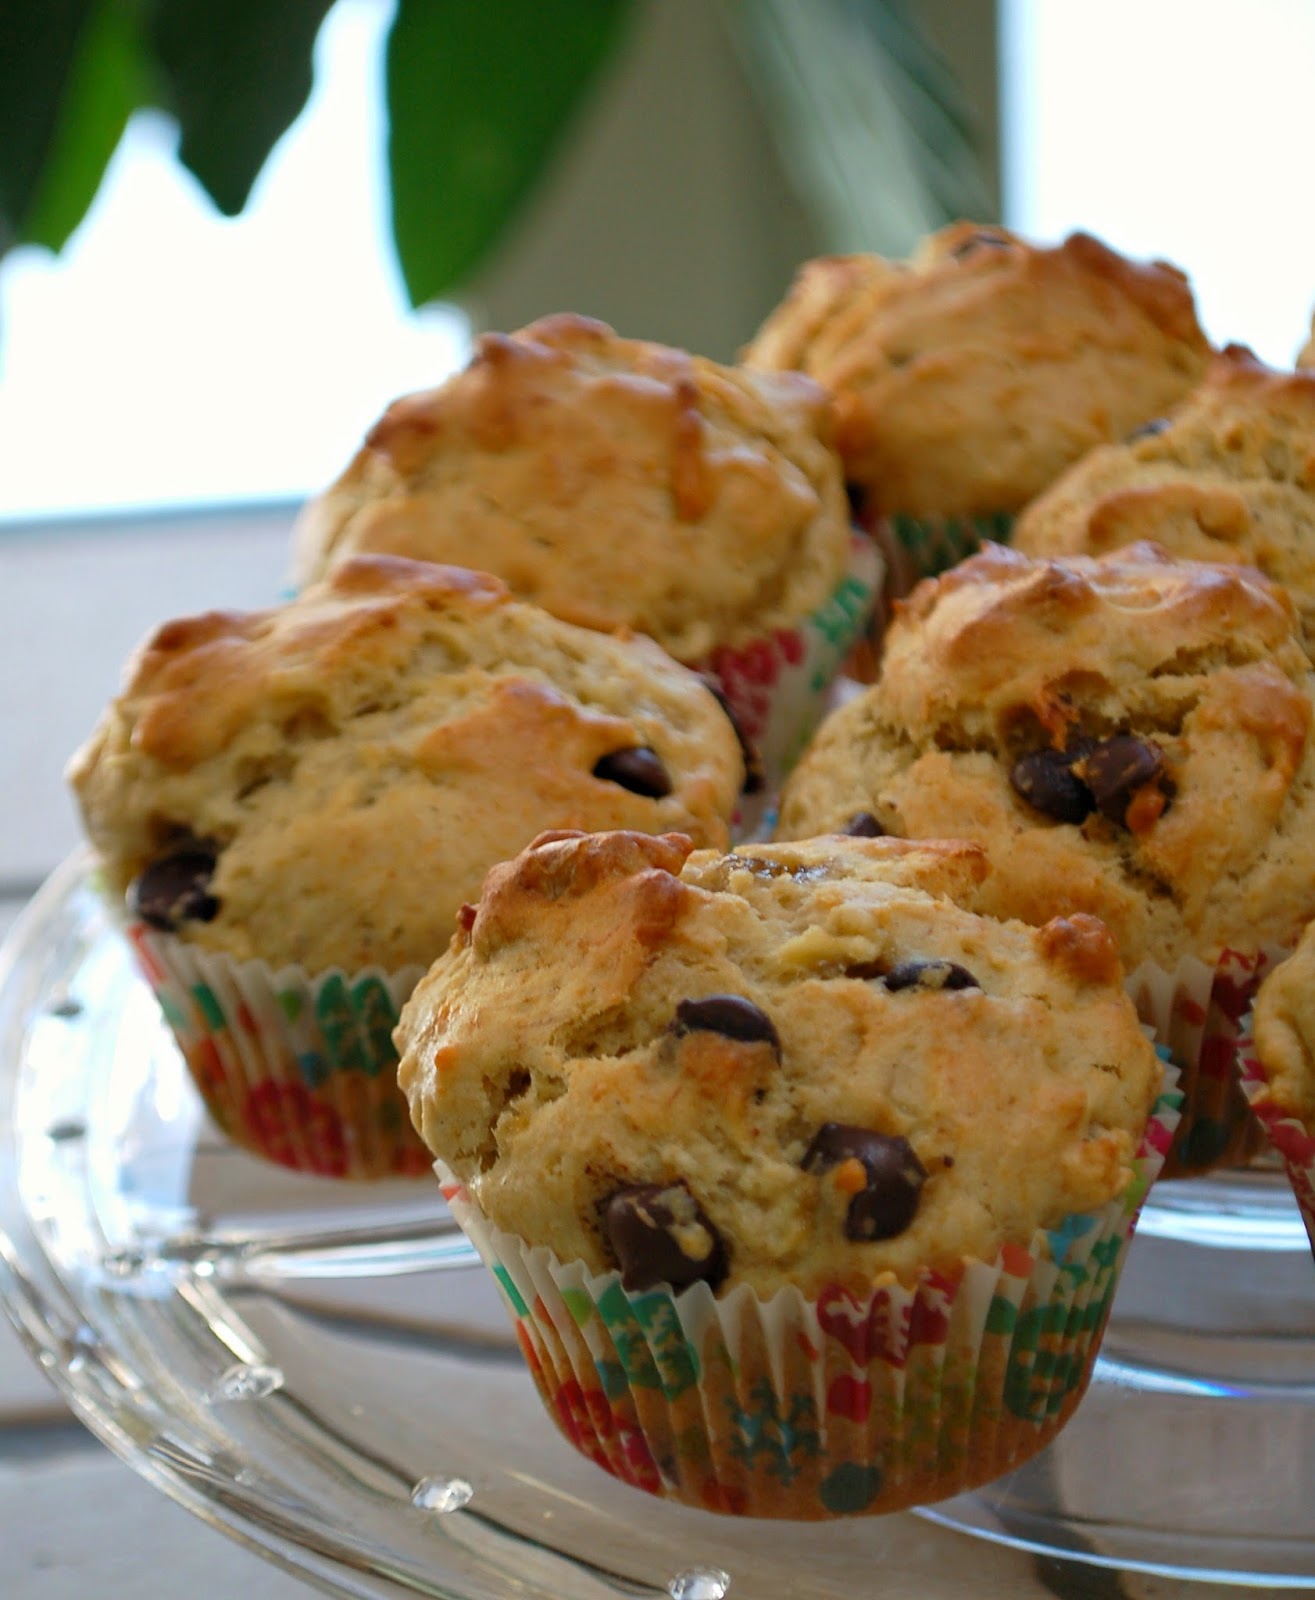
top-left (883, 958), bottom-right (980, 992)
top-left (951, 230), bottom-right (1011, 259)
top-left (1010, 747), bottom-right (1095, 824)
top-left (673, 995), bottom-right (781, 1055)
top-left (128, 842), bottom-right (220, 931)
top-left (1127, 416), bottom-right (1171, 442)
top-left (842, 811), bottom-right (884, 838)
top-left (802, 1124), bottom-right (927, 1242)
top-left (592, 746), bottom-right (672, 799)
top-left (1077, 735), bottom-right (1166, 826)
top-left (604, 1181), bottom-right (728, 1291)
top-left (699, 676), bottom-right (765, 796)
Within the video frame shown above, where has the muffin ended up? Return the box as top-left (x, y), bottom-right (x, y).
top-left (777, 542), bottom-right (1315, 1173)
top-left (292, 313), bottom-right (881, 781)
top-left (1298, 316), bottom-right (1315, 369)
top-left (68, 554), bottom-right (744, 1179)
top-left (1239, 929), bottom-right (1315, 1256)
top-left (1015, 345), bottom-right (1315, 658)
top-left (743, 223), bottom-right (1211, 605)
top-left (397, 827), bottom-right (1175, 1517)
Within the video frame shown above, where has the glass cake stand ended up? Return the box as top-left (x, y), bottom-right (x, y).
top-left (1, 854), bottom-right (1312, 1598)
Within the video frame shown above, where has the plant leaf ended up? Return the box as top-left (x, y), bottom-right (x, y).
top-left (145, 0), bottom-right (337, 216)
top-left (386, 0), bottom-right (633, 307)
top-left (21, 0), bottom-right (153, 253)
top-left (723, 0), bottom-right (992, 259)
top-left (0, 0), bottom-right (99, 254)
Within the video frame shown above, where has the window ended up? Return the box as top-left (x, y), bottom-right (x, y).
top-left (1002, 0), bottom-right (1315, 366)
top-left (0, 0), bottom-right (468, 522)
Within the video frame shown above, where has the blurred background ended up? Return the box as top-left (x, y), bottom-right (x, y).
top-left (3, 0), bottom-right (1313, 525)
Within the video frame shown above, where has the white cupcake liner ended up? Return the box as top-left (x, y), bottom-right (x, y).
top-left (125, 921), bottom-right (430, 1180)
top-left (695, 530), bottom-right (882, 790)
top-left (1237, 1014), bottom-right (1315, 1258)
top-left (1125, 945), bottom-right (1289, 1177)
top-left (434, 1060), bottom-right (1180, 1519)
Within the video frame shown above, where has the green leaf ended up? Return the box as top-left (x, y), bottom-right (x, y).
top-left (21, 0), bottom-right (152, 253)
top-left (387, 0), bottom-right (633, 307)
top-left (723, 0), bottom-right (992, 259)
top-left (0, 0), bottom-right (99, 253)
top-left (145, 0), bottom-right (337, 216)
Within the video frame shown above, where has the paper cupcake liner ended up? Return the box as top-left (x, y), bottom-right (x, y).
top-left (876, 511), bottom-right (1016, 600)
top-left (1237, 1015), bottom-right (1315, 1260)
top-left (125, 921), bottom-right (431, 1181)
top-left (1125, 945), bottom-right (1288, 1178)
top-left (434, 1061), bottom-right (1180, 1520)
top-left (835, 511), bottom-right (1012, 683)
top-left (695, 530), bottom-right (882, 791)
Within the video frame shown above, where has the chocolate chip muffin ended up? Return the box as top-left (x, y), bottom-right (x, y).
top-left (71, 555), bottom-right (743, 973)
top-left (1241, 929), bottom-right (1315, 1254)
top-left (398, 828), bottom-right (1159, 1296)
top-left (1015, 345), bottom-right (1315, 658)
top-left (778, 542), bottom-right (1315, 1172)
top-left (1250, 929), bottom-right (1315, 1128)
top-left (744, 225), bottom-right (1210, 522)
top-left (292, 311), bottom-right (857, 659)
top-left (398, 827), bottom-right (1170, 1516)
top-left (67, 556), bottom-right (743, 1179)
top-left (779, 543), bottom-right (1315, 968)
top-left (743, 225), bottom-right (1210, 607)
top-left (291, 314), bottom-right (878, 779)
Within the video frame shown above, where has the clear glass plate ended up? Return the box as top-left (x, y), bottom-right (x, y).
top-left (2, 855), bottom-right (1313, 1597)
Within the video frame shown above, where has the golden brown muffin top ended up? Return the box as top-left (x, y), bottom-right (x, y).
top-left (777, 544), bottom-right (1315, 969)
top-left (397, 828), bottom-right (1159, 1298)
top-left (742, 223), bottom-right (1211, 517)
top-left (292, 313), bottom-right (854, 660)
top-left (1251, 925), bottom-right (1315, 1124)
top-left (1014, 346), bottom-right (1315, 655)
top-left (68, 555), bottom-right (743, 973)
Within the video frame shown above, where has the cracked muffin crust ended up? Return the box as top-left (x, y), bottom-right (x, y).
top-left (396, 828), bottom-right (1159, 1299)
top-left (68, 555), bottom-right (744, 974)
top-left (1014, 346), bottom-right (1315, 658)
top-left (776, 543), bottom-right (1315, 970)
top-left (742, 224), bottom-right (1211, 519)
top-left (291, 313), bottom-right (854, 663)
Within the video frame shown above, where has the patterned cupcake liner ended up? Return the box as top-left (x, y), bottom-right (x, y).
top-left (125, 922), bottom-right (431, 1180)
top-left (695, 530), bottom-right (882, 791)
top-left (876, 511), bottom-right (1016, 600)
top-left (836, 511), bottom-right (1012, 683)
top-left (1237, 1015), bottom-right (1315, 1260)
top-left (1126, 945), bottom-right (1289, 1178)
top-left (434, 1062), bottom-right (1180, 1520)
